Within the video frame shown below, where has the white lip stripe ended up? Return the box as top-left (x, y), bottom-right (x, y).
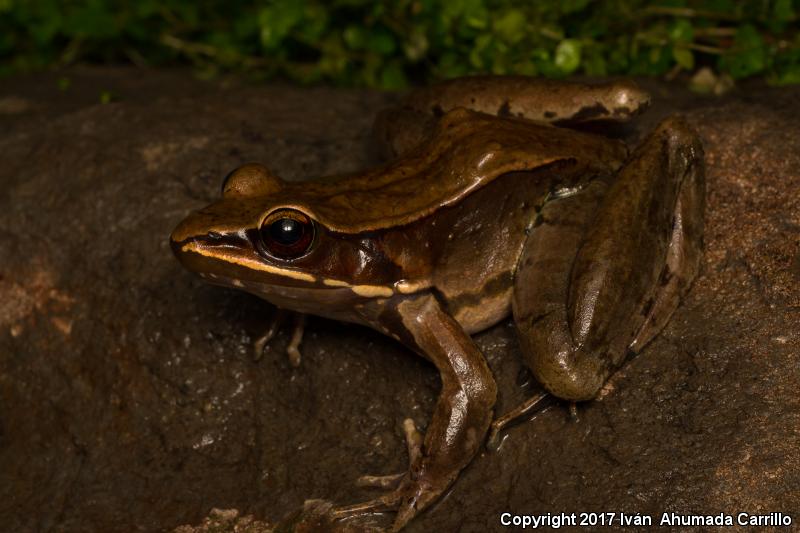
top-left (182, 242), bottom-right (396, 297)
top-left (181, 242), bottom-right (317, 282)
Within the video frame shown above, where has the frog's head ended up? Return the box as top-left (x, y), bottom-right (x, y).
top-left (170, 163), bottom-right (399, 317)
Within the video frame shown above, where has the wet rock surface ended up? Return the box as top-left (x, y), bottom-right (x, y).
top-left (0, 68), bottom-right (797, 532)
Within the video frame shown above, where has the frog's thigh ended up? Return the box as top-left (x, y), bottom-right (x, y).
top-left (512, 181), bottom-right (608, 401)
top-left (513, 117), bottom-right (704, 401)
top-left (372, 107), bottom-right (435, 159)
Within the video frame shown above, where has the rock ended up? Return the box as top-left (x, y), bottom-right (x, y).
top-left (0, 68), bottom-right (797, 532)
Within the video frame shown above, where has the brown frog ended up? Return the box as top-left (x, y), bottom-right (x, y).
top-left (170, 76), bottom-right (704, 531)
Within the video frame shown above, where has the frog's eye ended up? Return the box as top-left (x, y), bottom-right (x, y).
top-left (259, 209), bottom-right (315, 259)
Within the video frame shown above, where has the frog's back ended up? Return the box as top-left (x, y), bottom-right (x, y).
top-left (273, 109), bottom-right (626, 234)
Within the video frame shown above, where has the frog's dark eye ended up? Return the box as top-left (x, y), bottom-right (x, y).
top-left (259, 209), bottom-right (315, 259)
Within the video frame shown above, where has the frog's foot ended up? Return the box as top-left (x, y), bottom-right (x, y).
top-left (356, 419), bottom-right (423, 491)
top-left (334, 419), bottom-right (436, 531)
top-left (253, 310), bottom-right (306, 367)
top-left (277, 498), bottom-right (385, 532)
top-left (286, 313), bottom-right (306, 367)
top-left (356, 472), bottom-right (405, 490)
top-left (487, 391), bottom-right (550, 449)
top-left (253, 309), bottom-right (286, 361)
top-left (333, 474), bottom-right (450, 532)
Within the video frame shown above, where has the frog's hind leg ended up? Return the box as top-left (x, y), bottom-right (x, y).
top-left (628, 130), bottom-right (705, 353)
top-left (492, 177), bottom-right (608, 435)
top-left (375, 77), bottom-right (651, 159)
top-left (509, 117), bottom-right (704, 410)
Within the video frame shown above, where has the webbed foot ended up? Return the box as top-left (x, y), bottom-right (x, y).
top-left (332, 473), bottom-right (451, 532)
top-left (330, 419), bottom-right (427, 530)
top-left (355, 419), bottom-right (423, 490)
top-left (332, 385), bottom-right (484, 530)
top-left (275, 499), bottom-right (384, 532)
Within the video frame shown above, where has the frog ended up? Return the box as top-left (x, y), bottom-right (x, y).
top-left (170, 76), bottom-right (705, 531)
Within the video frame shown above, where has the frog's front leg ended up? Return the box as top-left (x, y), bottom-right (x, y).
top-left (335, 293), bottom-right (497, 531)
top-left (513, 117), bottom-right (704, 403)
top-left (253, 310), bottom-right (306, 366)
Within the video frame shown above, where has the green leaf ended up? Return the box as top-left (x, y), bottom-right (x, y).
top-left (773, 0), bottom-right (794, 23)
top-left (1, 0), bottom-right (799, 88)
top-left (99, 90), bottom-right (115, 104)
top-left (493, 9), bottom-right (526, 44)
top-left (554, 39), bottom-right (581, 74)
top-left (379, 61), bottom-right (407, 89)
top-left (515, 60), bottom-right (538, 76)
top-left (469, 33), bottom-right (493, 68)
top-left (672, 46), bottom-right (694, 70)
top-left (719, 24), bottom-right (766, 78)
top-left (343, 25), bottom-right (366, 50)
top-left (403, 29), bottom-right (429, 62)
top-left (582, 47), bottom-right (607, 76)
top-left (64, 3), bottom-right (119, 39)
top-left (366, 27), bottom-right (396, 55)
top-left (296, 4), bottom-right (328, 43)
top-left (436, 49), bottom-right (471, 78)
top-left (258, 2), bottom-right (304, 50)
top-left (560, 0), bottom-right (590, 15)
top-left (669, 19), bottom-right (693, 44)
top-left (771, 64), bottom-right (800, 85)
top-left (463, 0), bottom-right (489, 29)
top-left (531, 47), bottom-right (560, 77)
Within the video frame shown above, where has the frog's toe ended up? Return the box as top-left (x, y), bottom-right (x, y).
top-left (252, 308), bottom-right (286, 361)
top-left (280, 499), bottom-right (385, 532)
top-left (399, 418), bottom-right (423, 464)
top-left (356, 419), bottom-right (422, 489)
top-left (487, 391), bottom-right (550, 449)
top-left (332, 418), bottom-right (428, 528)
top-left (332, 490), bottom-right (403, 520)
top-left (333, 475), bottom-right (444, 532)
top-left (285, 313), bottom-right (306, 367)
top-left (356, 472), bottom-right (405, 489)
top-left (393, 481), bottom-right (446, 532)
top-left (252, 309), bottom-right (307, 366)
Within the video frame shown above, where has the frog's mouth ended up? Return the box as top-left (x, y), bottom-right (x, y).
top-left (171, 234), bottom-right (317, 287)
top-left (170, 235), bottom-right (393, 316)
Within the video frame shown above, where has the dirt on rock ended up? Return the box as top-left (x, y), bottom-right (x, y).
top-left (0, 68), bottom-right (797, 532)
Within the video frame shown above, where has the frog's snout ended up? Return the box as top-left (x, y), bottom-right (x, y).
top-left (169, 214), bottom-right (197, 250)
